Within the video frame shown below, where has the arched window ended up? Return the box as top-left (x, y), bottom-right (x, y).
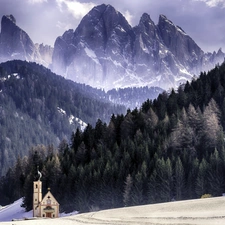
top-left (47, 196), bottom-right (51, 205)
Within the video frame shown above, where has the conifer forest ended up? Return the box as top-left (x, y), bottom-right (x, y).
top-left (1, 62), bottom-right (225, 213)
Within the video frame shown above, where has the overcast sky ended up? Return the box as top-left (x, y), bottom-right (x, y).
top-left (0, 0), bottom-right (224, 52)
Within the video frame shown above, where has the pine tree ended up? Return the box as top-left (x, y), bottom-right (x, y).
top-left (153, 158), bottom-right (173, 202)
top-left (208, 149), bottom-right (225, 196)
top-left (174, 157), bottom-right (185, 200)
top-left (123, 174), bottom-right (133, 206)
top-left (195, 159), bottom-right (209, 197)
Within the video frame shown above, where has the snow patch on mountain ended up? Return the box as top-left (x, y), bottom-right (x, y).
top-left (57, 107), bottom-right (87, 131)
top-left (57, 107), bottom-right (66, 115)
top-left (84, 47), bottom-right (100, 65)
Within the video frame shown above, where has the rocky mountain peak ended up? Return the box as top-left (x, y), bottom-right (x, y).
top-left (52, 3), bottom-right (135, 88)
top-left (0, 14), bottom-right (35, 61)
top-left (3, 14), bottom-right (16, 24)
top-left (158, 14), bottom-right (172, 24)
top-left (0, 15), bottom-right (53, 67)
top-left (217, 48), bottom-right (224, 56)
top-left (1, 14), bottom-right (17, 34)
top-left (158, 14), bottom-right (187, 37)
top-left (137, 13), bottom-right (157, 38)
top-left (157, 14), bottom-right (177, 38)
top-left (77, 3), bottom-right (131, 37)
top-left (157, 14), bottom-right (204, 70)
top-left (140, 13), bottom-right (153, 23)
top-left (139, 13), bottom-right (156, 30)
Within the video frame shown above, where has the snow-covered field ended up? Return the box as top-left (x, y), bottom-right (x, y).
top-left (0, 199), bottom-right (32, 222)
top-left (1, 197), bottom-right (225, 224)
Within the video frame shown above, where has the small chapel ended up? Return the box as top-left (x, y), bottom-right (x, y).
top-left (33, 169), bottom-right (59, 218)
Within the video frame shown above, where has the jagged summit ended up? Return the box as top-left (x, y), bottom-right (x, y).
top-left (140, 13), bottom-right (153, 23)
top-left (0, 14), bottom-right (53, 66)
top-left (1, 14), bottom-right (19, 35)
top-left (158, 14), bottom-right (187, 37)
top-left (3, 14), bottom-right (16, 24)
top-left (52, 4), bottom-right (135, 89)
top-left (0, 14), bottom-right (35, 61)
top-left (158, 14), bottom-right (173, 24)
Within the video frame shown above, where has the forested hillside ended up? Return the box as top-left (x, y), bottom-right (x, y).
top-left (107, 86), bottom-right (163, 109)
top-left (0, 60), bottom-right (125, 176)
top-left (1, 62), bottom-right (225, 214)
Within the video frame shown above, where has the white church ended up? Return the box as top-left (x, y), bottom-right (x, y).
top-left (33, 169), bottom-right (59, 218)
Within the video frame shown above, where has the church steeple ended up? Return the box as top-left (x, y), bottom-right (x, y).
top-left (33, 167), bottom-right (42, 217)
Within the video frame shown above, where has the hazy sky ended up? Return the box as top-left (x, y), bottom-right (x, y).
top-left (0, 0), bottom-right (224, 52)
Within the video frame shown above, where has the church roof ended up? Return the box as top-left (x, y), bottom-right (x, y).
top-left (41, 189), bottom-right (59, 206)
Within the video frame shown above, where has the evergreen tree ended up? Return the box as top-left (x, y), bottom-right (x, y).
top-left (195, 159), bottom-right (209, 197)
top-left (208, 149), bottom-right (225, 196)
top-left (174, 157), bottom-right (185, 200)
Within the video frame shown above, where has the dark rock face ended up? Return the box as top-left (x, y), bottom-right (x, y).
top-left (52, 4), bottom-right (225, 91)
top-left (0, 15), bottom-right (36, 61)
top-left (51, 29), bottom-right (75, 76)
top-left (157, 15), bottom-right (203, 68)
top-left (52, 4), bottom-right (135, 89)
top-left (0, 15), bottom-right (53, 67)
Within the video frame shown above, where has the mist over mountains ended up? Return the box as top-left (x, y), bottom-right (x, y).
top-left (0, 4), bottom-right (224, 92)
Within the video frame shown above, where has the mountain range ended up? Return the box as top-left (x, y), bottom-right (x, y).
top-left (52, 4), bottom-right (225, 91)
top-left (0, 4), bottom-right (224, 92)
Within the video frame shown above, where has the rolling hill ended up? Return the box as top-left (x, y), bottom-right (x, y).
top-left (1, 197), bottom-right (225, 224)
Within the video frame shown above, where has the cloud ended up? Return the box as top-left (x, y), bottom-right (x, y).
top-left (123, 10), bottom-right (133, 25)
top-left (192, 0), bottom-right (225, 7)
top-left (56, 20), bottom-right (73, 31)
top-left (27, 0), bottom-right (47, 4)
top-left (56, 0), bottom-right (95, 20)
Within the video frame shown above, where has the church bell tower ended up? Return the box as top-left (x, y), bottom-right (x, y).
top-left (33, 168), bottom-right (42, 217)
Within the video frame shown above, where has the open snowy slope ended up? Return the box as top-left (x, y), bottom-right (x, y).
top-left (1, 197), bottom-right (225, 224)
top-left (0, 199), bottom-right (32, 222)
